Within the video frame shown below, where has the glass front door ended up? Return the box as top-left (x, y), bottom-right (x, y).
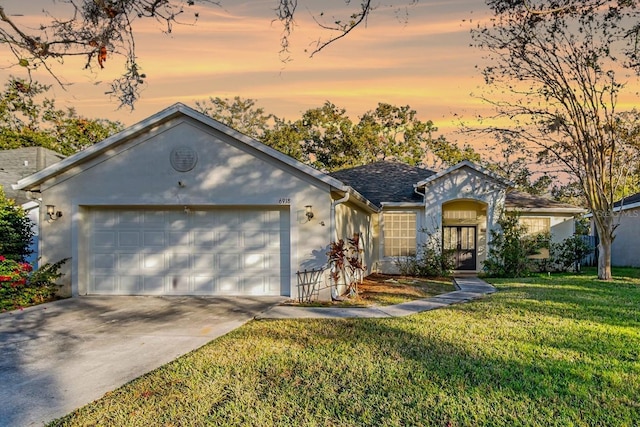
top-left (443, 226), bottom-right (477, 270)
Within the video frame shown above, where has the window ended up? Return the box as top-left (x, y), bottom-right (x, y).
top-left (519, 217), bottom-right (550, 236)
top-left (383, 212), bottom-right (416, 257)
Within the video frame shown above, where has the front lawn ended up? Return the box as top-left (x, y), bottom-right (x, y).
top-left (51, 269), bottom-right (640, 426)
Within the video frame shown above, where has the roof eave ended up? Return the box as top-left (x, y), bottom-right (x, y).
top-left (505, 207), bottom-right (587, 214)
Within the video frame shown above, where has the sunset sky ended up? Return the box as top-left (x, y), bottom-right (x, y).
top-left (0, 0), bottom-right (637, 151)
top-left (0, 1), bottom-right (496, 142)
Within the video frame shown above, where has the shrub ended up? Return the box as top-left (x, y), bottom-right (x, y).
top-left (0, 256), bottom-right (68, 311)
top-left (483, 214), bottom-right (546, 277)
top-left (395, 232), bottom-right (454, 277)
top-left (328, 234), bottom-right (366, 297)
top-left (550, 235), bottom-right (594, 272)
top-left (0, 187), bottom-right (34, 261)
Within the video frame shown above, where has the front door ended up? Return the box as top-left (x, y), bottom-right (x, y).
top-left (443, 226), bottom-right (477, 270)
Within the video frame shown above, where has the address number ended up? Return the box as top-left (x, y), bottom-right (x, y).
top-left (278, 198), bottom-right (291, 205)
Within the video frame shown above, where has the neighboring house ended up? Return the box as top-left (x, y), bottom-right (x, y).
top-left (0, 147), bottom-right (66, 265)
top-left (589, 192), bottom-right (640, 267)
top-left (12, 103), bottom-right (583, 300)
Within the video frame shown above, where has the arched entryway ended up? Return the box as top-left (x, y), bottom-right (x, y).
top-left (442, 200), bottom-right (488, 271)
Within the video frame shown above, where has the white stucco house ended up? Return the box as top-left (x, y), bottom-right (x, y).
top-left (12, 103), bottom-right (583, 300)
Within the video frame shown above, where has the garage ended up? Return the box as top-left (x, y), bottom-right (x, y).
top-left (89, 207), bottom-right (290, 296)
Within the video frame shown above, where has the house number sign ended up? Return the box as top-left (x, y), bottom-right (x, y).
top-left (170, 146), bottom-right (198, 172)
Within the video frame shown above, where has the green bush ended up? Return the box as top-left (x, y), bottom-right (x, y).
top-left (0, 256), bottom-right (68, 311)
top-left (395, 232), bottom-right (454, 277)
top-left (483, 214), bottom-right (546, 277)
top-left (550, 235), bottom-right (594, 272)
top-left (0, 186), bottom-right (34, 261)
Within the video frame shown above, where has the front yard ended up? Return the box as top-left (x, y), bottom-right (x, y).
top-left (51, 268), bottom-right (640, 426)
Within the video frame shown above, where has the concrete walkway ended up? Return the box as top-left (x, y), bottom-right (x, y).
top-left (256, 276), bottom-right (496, 319)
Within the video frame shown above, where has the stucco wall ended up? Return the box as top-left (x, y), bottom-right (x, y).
top-left (612, 207), bottom-right (640, 267)
top-left (36, 117), bottom-right (335, 297)
top-left (421, 167), bottom-right (507, 272)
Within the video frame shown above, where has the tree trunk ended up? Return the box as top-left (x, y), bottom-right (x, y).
top-left (593, 215), bottom-right (613, 280)
top-left (597, 233), bottom-right (612, 280)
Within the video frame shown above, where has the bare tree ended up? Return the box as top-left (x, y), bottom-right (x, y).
top-left (0, 1), bottom-right (412, 109)
top-left (472, 0), bottom-right (640, 280)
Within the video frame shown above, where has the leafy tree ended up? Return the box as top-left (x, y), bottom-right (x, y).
top-left (261, 117), bottom-right (309, 163)
top-left (195, 96), bottom-right (273, 140)
top-left (472, 0), bottom-right (640, 280)
top-left (482, 136), bottom-right (554, 197)
top-left (0, 187), bottom-right (34, 262)
top-left (355, 103), bottom-right (428, 166)
top-left (0, 1), bottom-right (414, 109)
top-left (0, 78), bottom-right (122, 155)
top-left (195, 96), bottom-right (470, 172)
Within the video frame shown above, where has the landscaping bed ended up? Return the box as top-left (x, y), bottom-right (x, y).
top-left (285, 273), bottom-right (455, 307)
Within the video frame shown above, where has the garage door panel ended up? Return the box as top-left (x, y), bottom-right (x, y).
top-left (143, 231), bottom-right (165, 247)
top-left (191, 253), bottom-right (215, 269)
top-left (217, 276), bottom-right (240, 294)
top-left (93, 254), bottom-right (115, 269)
top-left (119, 276), bottom-right (141, 293)
top-left (94, 232), bottom-right (116, 248)
top-left (89, 208), bottom-right (288, 296)
top-left (193, 276), bottom-right (215, 293)
top-left (94, 276), bottom-right (116, 293)
top-left (143, 253), bottom-right (164, 270)
top-left (169, 253), bottom-right (190, 268)
top-left (194, 231), bottom-right (216, 248)
top-left (142, 276), bottom-right (165, 294)
top-left (215, 231), bottom-right (239, 247)
top-left (218, 253), bottom-right (240, 270)
top-left (168, 231), bottom-right (190, 246)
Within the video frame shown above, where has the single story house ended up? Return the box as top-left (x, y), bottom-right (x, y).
top-left (13, 103), bottom-right (583, 300)
top-left (1, 147), bottom-right (66, 265)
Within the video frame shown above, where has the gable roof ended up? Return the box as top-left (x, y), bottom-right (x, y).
top-left (505, 190), bottom-right (585, 213)
top-left (415, 160), bottom-right (515, 189)
top-left (12, 103), bottom-right (378, 212)
top-left (329, 161), bottom-right (436, 206)
top-left (0, 147), bottom-right (65, 204)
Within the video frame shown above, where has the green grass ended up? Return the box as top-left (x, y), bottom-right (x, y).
top-left (51, 268), bottom-right (640, 426)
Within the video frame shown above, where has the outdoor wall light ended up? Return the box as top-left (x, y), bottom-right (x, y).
top-left (46, 205), bottom-right (62, 221)
top-left (305, 205), bottom-right (314, 222)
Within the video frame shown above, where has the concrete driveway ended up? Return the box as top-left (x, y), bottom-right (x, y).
top-left (0, 295), bottom-right (283, 427)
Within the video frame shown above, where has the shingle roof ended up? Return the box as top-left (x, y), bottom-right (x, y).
top-left (505, 189), bottom-right (583, 211)
top-left (330, 160), bottom-right (583, 212)
top-left (614, 191), bottom-right (640, 209)
top-left (329, 161), bottom-right (436, 206)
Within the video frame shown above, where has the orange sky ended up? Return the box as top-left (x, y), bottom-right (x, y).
top-left (0, 1), bottom-right (495, 141)
top-left (0, 0), bottom-right (637, 151)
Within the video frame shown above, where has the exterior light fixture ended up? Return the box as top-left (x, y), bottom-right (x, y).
top-left (305, 205), bottom-right (314, 222)
top-left (46, 205), bottom-right (62, 221)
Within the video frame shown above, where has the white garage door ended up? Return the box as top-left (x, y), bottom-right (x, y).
top-left (88, 207), bottom-right (289, 296)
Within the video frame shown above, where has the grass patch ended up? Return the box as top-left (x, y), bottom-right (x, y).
top-left (51, 269), bottom-right (640, 426)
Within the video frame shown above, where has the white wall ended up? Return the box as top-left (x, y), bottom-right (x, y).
top-left (612, 207), bottom-right (640, 267)
top-left (37, 117), bottom-right (335, 297)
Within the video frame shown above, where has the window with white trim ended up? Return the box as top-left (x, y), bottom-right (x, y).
top-left (383, 212), bottom-right (417, 257)
top-left (519, 217), bottom-right (550, 236)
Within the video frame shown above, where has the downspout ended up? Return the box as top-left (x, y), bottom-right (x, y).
top-left (414, 185), bottom-right (427, 250)
top-left (330, 191), bottom-right (350, 299)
